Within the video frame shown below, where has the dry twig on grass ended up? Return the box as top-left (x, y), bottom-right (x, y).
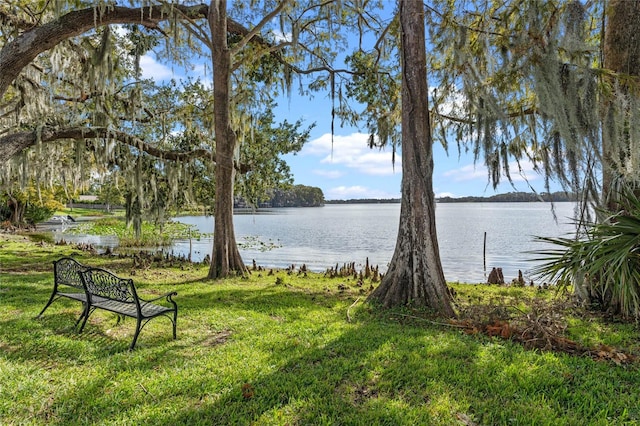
top-left (451, 298), bottom-right (637, 364)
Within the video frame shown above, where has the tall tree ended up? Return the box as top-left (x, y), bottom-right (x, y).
top-left (601, 0), bottom-right (640, 209)
top-left (195, 0), bottom-right (348, 278)
top-left (0, 1), bottom-right (356, 280)
top-left (366, 0), bottom-right (454, 315)
top-left (208, 0), bottom-right (248, 277)
top-left (421, 1), bottom-right (640, 313)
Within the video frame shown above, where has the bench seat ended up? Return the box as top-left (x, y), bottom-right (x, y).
top-left (39, 258), bottom-right (178, 350)
top-left (91, 298), bottom-right (175, 319)
top-left (78, 267), bottom-right (178, 350)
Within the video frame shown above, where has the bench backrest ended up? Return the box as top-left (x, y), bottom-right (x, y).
top-left (79, 267), bottom-right (138, 303)
top-left (53, 257), bottom-right (87, 290)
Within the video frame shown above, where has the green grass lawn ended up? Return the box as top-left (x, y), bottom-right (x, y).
top-left (56, 206), bottom-right (120, 218)
top-left (0, 234), bottom-right (639, 425)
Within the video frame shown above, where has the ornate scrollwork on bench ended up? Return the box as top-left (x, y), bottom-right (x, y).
top-left (39, 258), bottom-right (178, 350)
top-left (38, 257), bottom-right (89, 327)
top-left (79, 267), bottom-right (178, 350)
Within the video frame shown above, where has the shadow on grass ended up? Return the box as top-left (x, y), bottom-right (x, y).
top-left (151, 317), bottom-right (639, 425)
top-left (137, 315), bottom-right (490, 425)
top-left (3, 273), bottom-right (343, 360)
top-left (1, 311), bottom-right (178, 361)
top-left (174, 284), bottom-right (349, 318)
top-left (3, 267), bottom-right (640, 424)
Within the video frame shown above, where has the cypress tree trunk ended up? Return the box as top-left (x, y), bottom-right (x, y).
top-left (207, 0), bottom-right (247, 279)
top-left (367, 0), bottom-right (454, 316)
top-left (7, 196), bottom-right (25, 224)
top-left (602, 0), bottom-right (640, 209)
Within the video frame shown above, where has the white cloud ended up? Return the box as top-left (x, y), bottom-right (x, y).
top-left (430, 85), bottom-right (467, 118)
top-left (509, 160), bottom-right (541, 182)
top-left (326, 185), bottom-right (400, 200)
top-left (443, 164), bottom-right (487, 182)
top-left (313, 169), bottom-right (345, 179)
top-left (139, 54), bottom-right (174, 81)
top-left (271, 30), bottom-right (292, 43)
top-left (303, 132), bottom-right (400, 176)
top-left (436, 192), bottom-right (457, 198)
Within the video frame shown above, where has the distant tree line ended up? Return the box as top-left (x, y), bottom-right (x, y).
top-left (325, 198), bottom-right (401, 204)
top-left (235, 185), bottom-right (324, 208)
top-left (322, 192), bottom-right (576, 205)
top-left (437, 192), bottom-right (577, 203)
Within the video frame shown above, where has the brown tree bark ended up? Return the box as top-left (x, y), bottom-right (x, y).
top-left (0, 6), bottom-right (191, 99)
top-left (602, 0), bottom-right (640, 209)
top-left (207, 0), bottom-right (247, 279)
top-left (6, 194), bottom-right (25, 224)
top-left (0, 126), bottom-right (213, 164)
top-left (367, 0), bottom-right (454, 316)
top-left (0, 4), bottom-right (254, 101)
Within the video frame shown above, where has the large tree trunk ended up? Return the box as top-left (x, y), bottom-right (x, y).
top-left (207, 0), bottom-right (247, 279)
top-left (6, 195), bottom-right (25, 224)
top-left (602, 0), bottom-right (640, 209)
top-left (367, 0), bottom-right (454, 316)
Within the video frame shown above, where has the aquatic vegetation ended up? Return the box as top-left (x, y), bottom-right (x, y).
top-left (70, 217), bottom-right (204, 247)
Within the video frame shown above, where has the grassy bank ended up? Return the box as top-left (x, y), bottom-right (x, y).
top-left (53, 207), bottom-right (201, 247)
top-left (0, 234), bottom-right (638, 425)
top-left (68, 216), bottom-right (203, 247)
top-left (57, 206), bottom-right (119, 218)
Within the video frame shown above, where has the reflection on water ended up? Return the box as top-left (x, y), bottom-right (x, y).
top-left (54, 231), bottom-right (120, 249)
top-left (51, 203), bottom-right (578, 283)
top-left (44, 221), bottom-right (119, 250)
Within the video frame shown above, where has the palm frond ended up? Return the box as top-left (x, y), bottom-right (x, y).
top-left (531, 187), bottom-right (640, 318)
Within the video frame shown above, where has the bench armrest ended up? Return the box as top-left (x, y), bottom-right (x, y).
top-left (139, 291), bottom-right (178, 307)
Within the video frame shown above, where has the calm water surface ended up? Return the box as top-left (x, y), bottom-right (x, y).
top-left (52, 203), bottom-right (577, 283)
top-left (172, 202), bottom-right (577, 283)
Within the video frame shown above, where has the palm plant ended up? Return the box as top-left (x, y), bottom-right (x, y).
top-left (532, 189), bottom-right (640, 319)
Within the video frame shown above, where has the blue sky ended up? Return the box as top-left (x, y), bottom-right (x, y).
top-left (140, 55), bottom-right (555, 201)
top-left (136, 14), bottom-right (559, 201)
top-left (272, 96), bottom-right (555, 200)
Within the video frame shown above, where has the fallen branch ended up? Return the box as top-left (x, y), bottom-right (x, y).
top-left (138, 383), bottom-right (157, 401)
top-left (346, 297), bottom-right (361, 323)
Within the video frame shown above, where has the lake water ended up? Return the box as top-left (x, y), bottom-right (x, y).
top-left (176, 202), bottom-right (577, 283)
top-left (52, 202), bottom-right (578, 283)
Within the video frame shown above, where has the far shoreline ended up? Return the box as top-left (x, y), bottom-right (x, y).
top-left (326, 191), bottom-right (577, 204)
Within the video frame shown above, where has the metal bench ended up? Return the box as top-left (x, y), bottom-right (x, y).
top-left (78, 267), bottom-right (178, 350)
top-left (38, 257), bottom-right (90, 327)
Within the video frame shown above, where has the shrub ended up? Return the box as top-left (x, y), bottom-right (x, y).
top-left (25, 203), bottom-right (56, 224)
top-left (533, 189), bottom-right (640, 319)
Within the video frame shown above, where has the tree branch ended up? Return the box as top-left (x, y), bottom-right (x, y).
top-left (0, 6), bottom-right (34, 30)
top-left (432, 106), bottom-right (539, 125)
top-left (229, 0), bottom-right (288, 58)
top-left (0, 126), bottom-right (249, 173)
top-left (0, 3), bottom-right (256, 100)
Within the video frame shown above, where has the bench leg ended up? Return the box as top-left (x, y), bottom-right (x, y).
top-left (129, 318), bottom-right (143, 351)
top-left (75, 302), bottom-right (90, 330)
top-left (78, 307), bottom-right (94, 333)
top-left (173, 309), bottom-right (178, 340)
top-left (74, 312), bottom-right (84, 328)
top-left (37, 292), bottom-right (58, 318)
